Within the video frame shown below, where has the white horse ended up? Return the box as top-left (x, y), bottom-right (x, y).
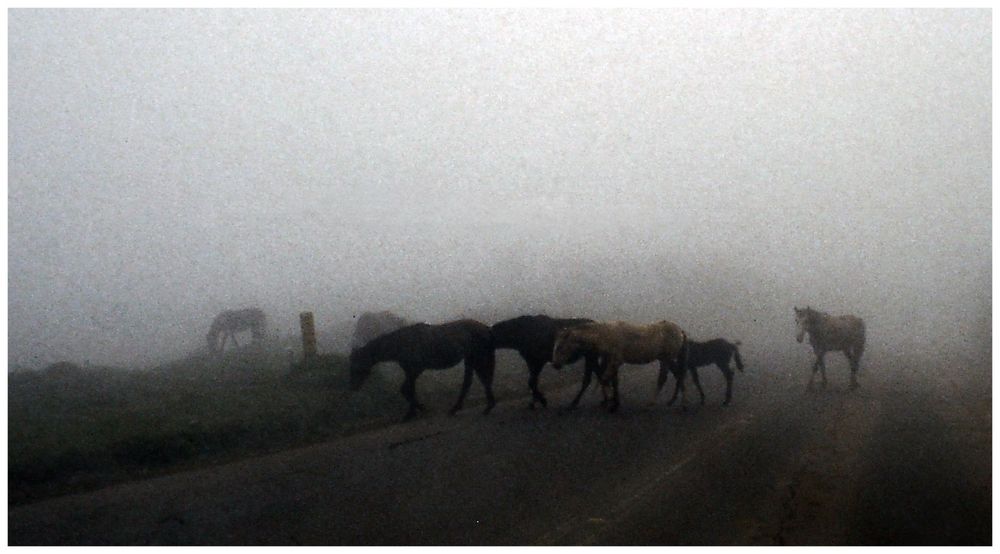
top-left (206, 308), bottom-right (266, 353)
top-left (350, 310), bottom-right (413, 350)
top-left (794, 306), bottom-right (866, 389)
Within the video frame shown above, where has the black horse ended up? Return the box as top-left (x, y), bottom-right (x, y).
top-left (491, 314), bottom-right (604, 410)
top-left (685, 338), bottom-right (744, 405)
top-left (349, 319), bottom-right (496, 421)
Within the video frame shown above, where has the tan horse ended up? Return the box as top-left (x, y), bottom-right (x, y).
top-left (552, 320), bottom-right (689, 412)
top-left (794, 306), bottom-right (866, 389)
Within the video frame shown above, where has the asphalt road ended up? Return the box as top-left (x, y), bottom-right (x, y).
top-left (8, 353), bottom-right (991, 545)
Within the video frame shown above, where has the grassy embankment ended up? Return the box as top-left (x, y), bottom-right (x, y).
top-left (9, 345), bottom-right (557, 506)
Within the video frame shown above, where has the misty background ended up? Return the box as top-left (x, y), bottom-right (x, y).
top-left (8, 9), bottom-right (990, 369)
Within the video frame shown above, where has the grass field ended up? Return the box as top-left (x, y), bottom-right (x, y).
top-left (8, 343), bottom-right (574, 506)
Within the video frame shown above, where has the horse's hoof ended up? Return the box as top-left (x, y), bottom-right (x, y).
top-left (482, 406), bottom-right (494, 415)
top-left (448, 408), bottom-right (460, 416)
top-left (539, 397), bottom-right (548, 408)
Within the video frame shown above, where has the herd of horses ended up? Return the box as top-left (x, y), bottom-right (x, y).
top-left (205, 306), bottom-right (865, 421)
top-left (345, 308), bottom-right (865, 421)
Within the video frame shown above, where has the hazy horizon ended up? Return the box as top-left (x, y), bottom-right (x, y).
top-left (9, 9), bottom-right (990, 369)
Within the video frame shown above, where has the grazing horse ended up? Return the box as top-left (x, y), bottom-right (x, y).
top-left (491, 315), bottom-right (604, 410)
top-left (686, 338), bottom-right (744, 405)
top-left (351, 310), bottom-right (413, 350)
top-left (552, 320), bottom-right (689, 412)
top-left (206, 308), bottom-right (266, 353)
top-left (794, 306), bottom-right (866, 389)
top-left (349, 319), bottom-right (496, 421)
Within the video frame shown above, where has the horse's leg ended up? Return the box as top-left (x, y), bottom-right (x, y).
top-left (817, 352), bottom-right (828, 388)
top-left (449, 363), bottom-right (475, 416)
top-left (566, 355), bottom-right (597, 411)
top-left (654, 360), bottom-right (671, 403)
top-left (667, 368), bottom-right (688, 410)
top-left (808, 353), bottom-right (821, 390)
top-left (400, 372), bottom-right (419, 421)
top-left (231, 333), bottom-right (239, 348)
top-left (606, 367), bottom-right (621, 413)
top-left (666, 369), bottom-right (681, 406)
top-left (527, 361), bottom-right (547, 409)
top-left (474, 354), bottom-right (497, 415)
top-left (719, 362), bottom-right (735, 405)
top-left (600, 356), bottom-right (622, 412)
top-left (847, 349), bottom-right (860, 389)
top-left (688, 364), bottom-right (706, 405)
top-left (598, 357), bottom-right (612, 407)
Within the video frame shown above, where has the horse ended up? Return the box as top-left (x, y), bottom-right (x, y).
top-left (349, 319), bottom-right (496, 421)
top-left (794, 306), bottom-right (866, 389)
top-left (686, 338), bottom-right (744, 405)
top-left (351, 310), bottom-right (413, 350)
top-left (206, 308), bottom-right (266, 353)
top-left (552, 320), bottom-right (689, 413)
top-left (491, 315), bottom-right (605, 410)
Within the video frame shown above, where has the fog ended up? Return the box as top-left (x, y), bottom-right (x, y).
top-left (8, 9), bottom-right (991, 369)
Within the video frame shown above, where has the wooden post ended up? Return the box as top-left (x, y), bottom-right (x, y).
top-left (299, 311), bottom-right (317, 363)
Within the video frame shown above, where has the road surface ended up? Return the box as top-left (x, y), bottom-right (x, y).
top-left (9, 353), bottom-right (991, 545)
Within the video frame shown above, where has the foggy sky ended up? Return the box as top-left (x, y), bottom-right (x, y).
top-left (8, 9), bottom-right (991, 368)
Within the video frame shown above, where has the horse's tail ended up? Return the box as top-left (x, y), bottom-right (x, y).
top-left (678, 330), bottom-right (691, 373)
top-left (251, 315), bottom-right (266, 342)
top-left (854, 319), bottom-right (866, 370)
top-left (206, 319), bottom-right (222, 352)
top-left (731, 341), bottom-right (745, 372)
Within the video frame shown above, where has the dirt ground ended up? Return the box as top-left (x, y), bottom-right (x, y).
top-left (8, 352), bottom-right (991, 545)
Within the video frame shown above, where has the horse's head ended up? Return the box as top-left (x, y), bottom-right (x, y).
top-left (348, 347), bottom-right (374, 390)
top-left (794, 306), bottom-right (813, 343)
top-left (551, 328), bottom-right (580, 369)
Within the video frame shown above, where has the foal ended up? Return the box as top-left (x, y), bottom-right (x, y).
top-left (686, 338), bottom-right (744, 405)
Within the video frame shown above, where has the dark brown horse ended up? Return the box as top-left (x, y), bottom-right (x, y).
top-left (686, 338), bottom-right (744, 405)
top-left (349, 319), bottom-right (496, 421)
top-left (491, 315), bottom-right (604, 410)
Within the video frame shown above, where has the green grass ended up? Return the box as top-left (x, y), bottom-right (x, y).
top-left (8, 346), bottom-right (568, 506)
top-left (8, 347), bottom-right (403, 505)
